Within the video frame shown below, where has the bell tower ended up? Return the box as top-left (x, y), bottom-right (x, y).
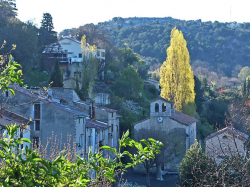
top-left (150, 97), bottom-right (171, 117)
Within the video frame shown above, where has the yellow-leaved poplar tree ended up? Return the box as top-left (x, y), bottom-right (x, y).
top-left (160, 27), bottom-right (195, 113)
top-left (75, 35), bottom-right (99, 100)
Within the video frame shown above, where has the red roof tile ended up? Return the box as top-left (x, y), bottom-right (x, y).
top-left (86, 119), bottom-right (109, 130)
top-left (0, 109), bottom-right (31, 127)
top-left (170, 110), bottom-right (198, 126)
top-left (205, 127), bottom-right (249, 141)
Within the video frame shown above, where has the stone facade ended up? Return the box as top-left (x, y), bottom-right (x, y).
top-left (133, 97), bottom-right (197, 172)
top-left (1, 86), bottom-right (120, 159)
top-left (205, 127), bottom-right (248, 164)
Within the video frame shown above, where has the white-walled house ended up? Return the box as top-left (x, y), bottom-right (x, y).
top-left (43, 37), bottom-right (106, 84)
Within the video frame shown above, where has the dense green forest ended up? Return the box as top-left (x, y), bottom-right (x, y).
top-left (100, 17), bottom-right (250, 77)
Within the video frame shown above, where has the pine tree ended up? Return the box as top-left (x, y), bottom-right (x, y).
top-left (41, 13), bottom-right (54, 32)
top-left (160, 27), bottom-right (195, 112)
top-left (50, 61), bottom-right (63, 87)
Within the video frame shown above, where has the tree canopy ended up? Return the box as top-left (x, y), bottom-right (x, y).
top-left (41, 13), bottom-right (54, 32)
top-left (112, 66), bottom-right (143, 101)
top-left (160, 27), bottom-right (195, 112)
top-left (49, 61), bottom-right (63, 87)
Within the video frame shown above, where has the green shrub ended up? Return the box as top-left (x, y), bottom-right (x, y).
top-left (0, 124), bottom-right (162, 186)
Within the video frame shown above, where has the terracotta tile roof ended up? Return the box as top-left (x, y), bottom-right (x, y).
top-left (133, 117), bottom-right (150, 126)
top-left (170, 110), bottom-right (198, 126)
top-left (205, 127), bottom-right (249, 141)
top-left (86, 119), bottom-right (109, 130)
top-left (51, 103), bottom-right (88, 117)
top-left (8, 85), bottom-right (48, 102)
top-left (0, 109), bottom-right (31, 127)
top-left (75, 100), bottom-right (119, 113)
top-left (8, 85), bottom-right (87, 117)
top-left (149, 96), bottom-right (171, 104)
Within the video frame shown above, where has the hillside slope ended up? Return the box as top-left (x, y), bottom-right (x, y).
top-left (101, 17), bottom-right (250, 76)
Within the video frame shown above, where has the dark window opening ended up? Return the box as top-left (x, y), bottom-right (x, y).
top-left (162, 103), bottom-right (166, 112)
top-left (79, 53), bottom-right (82, 58)
top-left (33, 137), bottom-right (39, 148)
top-left (34, 104), bottom-right (40, 119)
top-left (5, 91), bottom-right (8, 97)
top-left (111, 124), bottom-right (113, 132)
top-left (97, 51), bottom-right (100, 56)
top-left (155, 103), bottom-right (159, 112)
top-left (35, 121), bottom-right (40, 131)
top-left (101, 52), bottom-right (105, 57)
top-left (112, 112), bottom-right (113, 117)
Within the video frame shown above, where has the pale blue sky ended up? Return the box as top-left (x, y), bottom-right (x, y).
top-left (16, 0), bottom-right (250, 32)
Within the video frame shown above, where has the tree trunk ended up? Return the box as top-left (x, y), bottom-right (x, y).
top-left (156, 163), bottom-right (163, 181)
top-left (145, 161), bottom-right (151, 187)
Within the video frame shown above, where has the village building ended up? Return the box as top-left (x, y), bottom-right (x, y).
top-left (0, 109), bottom-right (33, 147)
top-left (43, 36), bottom-right (105, 83)
top-left (133, 97), bottom-right (197, 173)
top-left (43, 36), bottom-right (109, 105)
top-left (0, 85), bottom-right (119, 159)
top-left (205, 126), bottom-right (249, 164)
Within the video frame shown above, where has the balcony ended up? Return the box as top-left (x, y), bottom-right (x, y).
top-left (72, 58), bottom-right (82, 63)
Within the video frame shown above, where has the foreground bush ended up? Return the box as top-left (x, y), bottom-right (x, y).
top-left (0, 124), bottom-right (162, 186)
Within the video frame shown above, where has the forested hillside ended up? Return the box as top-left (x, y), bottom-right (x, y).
top-left (101, 17), bottom-right (250, 77)
top-left (0, 2), bottom-right (57, 86)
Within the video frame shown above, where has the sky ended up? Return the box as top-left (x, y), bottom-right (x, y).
top-left (16, 0), bottom-right (250, 32)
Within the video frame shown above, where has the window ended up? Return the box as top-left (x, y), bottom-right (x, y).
top-left (111, 124), bottom-right (113, 132)
top-left (33, 137), bottom-right (39, 148)
top-left (112, 112), bottom-right (113, 117)
top-left (88, 136), bottom-right (92, 148)
top-left (35, 121), bottom-right (40, 131)
top-left (155, 103), bottom-right (159, 112)
top-left (79, 53), bottom-right (82, 58)
top-left (74, 72), bottom-right (81, 79)
top-left (5, 91), bottom-right (8, 97)
top-left (34, 104), bottom-right (40, 119)
top-left (101, 52), bottom-right (105, 57)
top-left (102, 131), bottom-right (105, 140)
top-left (162, 103), bottom-right (166, 112)
top-left (97, 51), bottom-right (100, 56)
top-left (63, 54), bottom-right (67, 58)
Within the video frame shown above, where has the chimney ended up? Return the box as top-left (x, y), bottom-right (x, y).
top-left (89, 101), bottom-right (95, 119)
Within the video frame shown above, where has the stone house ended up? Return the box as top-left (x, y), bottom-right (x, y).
top-left (1, 86), bottom-right (119, 158)
top-left (205, 127), bottom-right (249, 164)
top-left (133, 97), bottom-right (197, 172)
top-left (48, 87), bottom-right (121, 151)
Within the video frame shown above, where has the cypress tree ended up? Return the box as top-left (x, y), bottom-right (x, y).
top-left (50, 61), bottom-right (63, 87)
